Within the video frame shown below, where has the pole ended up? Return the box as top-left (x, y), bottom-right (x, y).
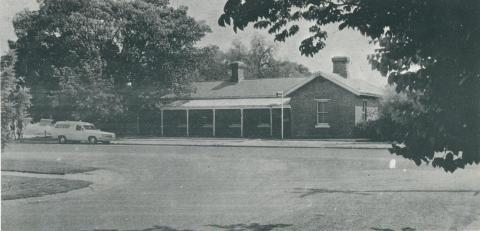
top-left (160, 109), bottom-right (164, 136)
top-left (269, 107), bottom-right (273, 137)
top-left (212, 109), bottom-right (216, 137)
top-left (240, 108), bottom-right (244, 137)
top-left (186, 109), bottom-right (189, 137)
top-left (136, 110), bottom-right (140, 135)
top-left (281, 92), bottom-right (284, 139)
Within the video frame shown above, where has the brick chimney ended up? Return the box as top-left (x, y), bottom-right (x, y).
top-left (332, 56), bottom-right (350, 78)
top-left (230, 61), bottom-right (246, 82)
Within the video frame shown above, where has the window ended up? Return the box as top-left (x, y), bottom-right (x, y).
top-left (84, 125), bottom-right (97, 130)
top-left (55, 124), bottom-right (70, 129)
top-left (315, 99), bottom-right (330, 128)
top-left (355, 105), bottom-right (379, 124)
top-left (362, 100), bottom-right (368, 121)
top-left (76, 125), bottom-right (82, 131)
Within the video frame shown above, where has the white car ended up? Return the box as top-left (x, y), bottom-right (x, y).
top-left (51, 121), bottom-right (115, 144)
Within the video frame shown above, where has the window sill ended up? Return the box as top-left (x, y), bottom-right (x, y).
top-left (315, 123), bottom-right (330, 128)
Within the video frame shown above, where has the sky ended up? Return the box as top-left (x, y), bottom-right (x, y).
top-left (0, 0), bottom-right (387, 86)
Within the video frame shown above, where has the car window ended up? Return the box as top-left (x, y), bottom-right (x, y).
top-left (55, 124), bottom-right (70, 128)
top-left (76, 125), bottom-right (82, 131)
top-left (83, 125), bottom-right (96, 130)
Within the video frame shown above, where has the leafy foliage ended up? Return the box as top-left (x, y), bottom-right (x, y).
top-left (247, 34), bottom-right (277, 78)
top-left (195, 46), bottom-right (230, 81)
top-left (50, 58), bottom-right (122, 123)
top-left (1, 51), bottom-right (32, 149)
top-left (354, 88), bottom-right (421, 143)
top-left (199, 35), bottom-right (310, 81)
top-left (12, 0), bottom-right (210, 125)
top-left (219, 0), bottom-right (480, 171)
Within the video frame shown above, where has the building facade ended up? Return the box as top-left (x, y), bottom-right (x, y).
top-left (155, 57), bottom-right (383, 138)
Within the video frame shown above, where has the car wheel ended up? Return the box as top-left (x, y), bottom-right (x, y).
top-left (58, 136), bottom-right (67, 144)
top-left (88, 136), bottom-right (97, 144)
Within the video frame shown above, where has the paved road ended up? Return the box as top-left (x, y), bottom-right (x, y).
top-left (2, 143), bottom-right (480, 231)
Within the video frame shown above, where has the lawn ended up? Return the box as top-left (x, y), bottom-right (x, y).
top-left (2, 159), bottom-right (98, 175)
top-left (2, 175), bottom-right (92, 200)
top-left (1, 159), bottom-right (97, 200)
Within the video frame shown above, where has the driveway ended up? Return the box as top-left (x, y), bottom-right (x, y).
top-left (2, 143), bottom-right (480, 231)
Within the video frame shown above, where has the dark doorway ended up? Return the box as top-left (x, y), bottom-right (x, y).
top-left (215, 109), bottom-right (241, 138)
top-left (243, 109), bottom-right (271, 138)
top-left (189, 110), bottom-right (213, 137)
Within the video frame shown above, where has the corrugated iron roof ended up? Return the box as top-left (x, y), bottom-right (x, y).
top-left (314, 71), bottom-right (385, 97)
top-left (163, 77), bottom-right (315, 99)
top-left (162, 72), bottom-right (384, 99)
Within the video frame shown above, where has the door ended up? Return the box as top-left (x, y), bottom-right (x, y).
top-left (71, 124), bottom-right (84, 141)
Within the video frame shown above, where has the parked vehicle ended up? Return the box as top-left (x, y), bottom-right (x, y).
top-left (51, 121), bottom-right (115, 144)
top-left (23, 119), bottom-right (54, 138)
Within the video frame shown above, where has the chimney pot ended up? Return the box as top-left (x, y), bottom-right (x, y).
top-left (332, 56), bottom-right (350, 78)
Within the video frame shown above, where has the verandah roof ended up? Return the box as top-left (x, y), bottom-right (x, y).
top-left (159, 98), bottom-right (291, 110)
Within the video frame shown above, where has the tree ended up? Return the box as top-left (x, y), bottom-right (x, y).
top-left (219, 0), bottom-right (480, 172)
top-left (225, 39), bottom-right (249, 64)
top-left (353, 87), bottom-right (425, 143)
top-left (196, 45), bottom-right (229, 81)
top-left (50, 58), bottom-right (122, 124)
top-left (275, 60), bottom-right (310, 78)
top-left (199, 35), bottom-right (310, 81)
top-left (12, 0), bottom-right (210, 124)
top-left (248, 34), bottom-right (277, 78)
top-left (1, 51), bottom-right (32, 149)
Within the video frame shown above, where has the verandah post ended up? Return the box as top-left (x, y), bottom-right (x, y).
top-left (160, 109), bottom-right (164, 136)
top-left (186, 109), bottom-right (189, 137)
top-left (212, 109), bottom-right (216, 137)
top-left (269, 107), bottom-right (273, 137)
top-left (240, 108), bottom-right (244, 137)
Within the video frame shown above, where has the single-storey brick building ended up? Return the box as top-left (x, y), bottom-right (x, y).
top-left (157, 56), bottom-right (384, 138)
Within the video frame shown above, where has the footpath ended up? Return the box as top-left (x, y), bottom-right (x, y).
top-left (113, 137), bottom-right (391, 149)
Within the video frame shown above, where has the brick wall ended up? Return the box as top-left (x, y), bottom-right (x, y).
top-left (289, 77), bottom-right (380, 138)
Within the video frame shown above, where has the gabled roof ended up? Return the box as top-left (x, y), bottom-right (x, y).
top-left (162, 72), bottom-right (384, 100)
top-left (313, 71), bottom-right (385, 97)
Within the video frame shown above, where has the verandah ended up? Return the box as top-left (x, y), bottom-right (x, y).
top-left (159, 108), bottom-right (291, 138)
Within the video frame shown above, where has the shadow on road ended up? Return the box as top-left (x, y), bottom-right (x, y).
top-left (371, 227), bottom-right (416, 231)
top-left (293, 188), bottom-right (480, 198)
top-left (207, 223), bottom-right (292, 231)
top-left (91, 223), bottom-right (293, 231)
top-left (91, 225), bottom-right (193, 231)
top-left (293, 188), bottom-right (372, 197)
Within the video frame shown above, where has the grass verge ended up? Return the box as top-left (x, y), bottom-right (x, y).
top-left (2, 175), bottom-right (92, 200)
top-left (2, 159), bottom-right (98, 175)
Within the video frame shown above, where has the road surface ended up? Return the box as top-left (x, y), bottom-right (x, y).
top-left (2, 143), bottom-right (480, 231)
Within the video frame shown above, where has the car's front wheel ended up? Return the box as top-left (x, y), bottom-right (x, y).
top-left (58, 136), bottom-right (67, 144)
top-left (88, 136), bottom-right (97, 144)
